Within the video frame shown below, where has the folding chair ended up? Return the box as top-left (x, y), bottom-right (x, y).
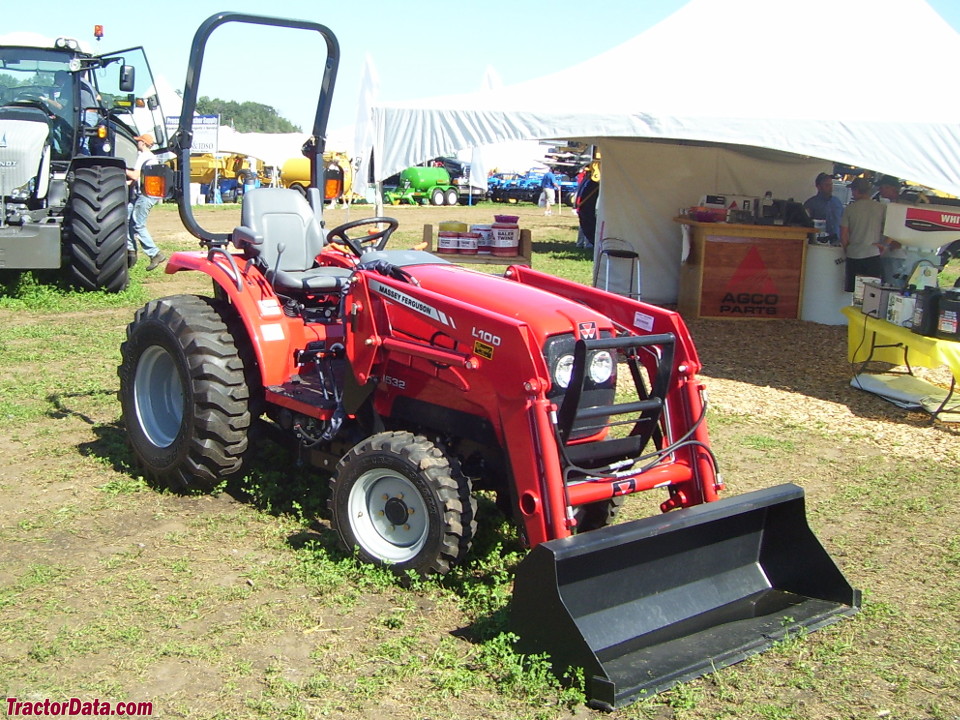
top-left (593, 237), bottom-right (641, 300)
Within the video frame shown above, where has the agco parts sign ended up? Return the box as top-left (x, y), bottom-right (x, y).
top-left (701, 237), bottom-right (804, 318)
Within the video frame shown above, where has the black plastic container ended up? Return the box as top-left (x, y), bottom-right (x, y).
top-left (912, 287), bottom-right (941, 337)
top-left (935, 288), bottom-right (960, 340)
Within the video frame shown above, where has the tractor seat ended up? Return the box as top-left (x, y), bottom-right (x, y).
top-left (231, 187), bottom-right (352, 294)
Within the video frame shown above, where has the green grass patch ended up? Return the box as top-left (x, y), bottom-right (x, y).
top-left (0, 271), bottom-right (149, 312)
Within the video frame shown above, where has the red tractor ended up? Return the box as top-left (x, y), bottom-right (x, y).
top-left (119, 13), bottom-right (859, 710)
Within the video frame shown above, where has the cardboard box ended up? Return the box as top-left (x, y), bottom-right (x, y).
top-left (699, 194), bottom-right (760, 218)
top-left (886, 294), bottom-right (917, 327)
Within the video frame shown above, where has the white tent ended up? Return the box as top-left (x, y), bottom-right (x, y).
top-left (216, 126), bottom-right (309, 169)
top-left (352, 53), bottom-right (380, 199)
top-left (370, 0), bottom-right (960, 303)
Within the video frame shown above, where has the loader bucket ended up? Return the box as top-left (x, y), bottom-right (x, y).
top-left (511, 483), bottom-right (860, 710)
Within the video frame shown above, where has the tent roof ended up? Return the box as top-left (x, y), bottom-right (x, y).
top-left (372, 0), bottom-right (960, 194)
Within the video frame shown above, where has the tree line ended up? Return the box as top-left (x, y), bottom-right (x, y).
top-left (196, 96), bottom-right (300, 133)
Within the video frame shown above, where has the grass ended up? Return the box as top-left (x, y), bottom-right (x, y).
top-left (0, 205), bottom-right (958, 719)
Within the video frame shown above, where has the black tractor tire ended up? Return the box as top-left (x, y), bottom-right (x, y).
top-left (330, 431), bottom-right (476, 575)
top-left (117, 294), bottom-right (255, 491)
top-left (574, 496), bottom-right (625, 533)
top-left (64, 165), bottom-right (130, 292)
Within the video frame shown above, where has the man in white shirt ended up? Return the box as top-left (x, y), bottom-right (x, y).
top-left (839, 177), bottom-right (886, 293)
top-left (126, 133), bottom-right (164, 270)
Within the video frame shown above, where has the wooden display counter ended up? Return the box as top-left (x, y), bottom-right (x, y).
top-left (676, 219), bottom-right (811, 319)
top-left (421, 224), bottom-right (532, 267)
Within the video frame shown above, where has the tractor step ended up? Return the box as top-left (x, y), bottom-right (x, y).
top-left (510, 483), bottom-right (860, 710)
top-left (266, 379), bottom-right (339, 411)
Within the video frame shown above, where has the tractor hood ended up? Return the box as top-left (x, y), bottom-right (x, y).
top-left (402, 261), bottom-right (614, 340)
top-left (0, 107), bottom-right (50, 191)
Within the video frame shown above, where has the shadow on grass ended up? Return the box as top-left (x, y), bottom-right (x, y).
top-left (76, 419), bottom-right (138, 478)
top-left (531, 239), bottom-right (593, 260)
top-left (46, 389), bottom-right (118, 426)
top-left (0, 270), bottom-right (73, 300)
top-left (57, 388), bottom-right (539, 649)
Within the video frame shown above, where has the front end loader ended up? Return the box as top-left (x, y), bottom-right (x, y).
top-left (120, 12), bottom-right (860, 709)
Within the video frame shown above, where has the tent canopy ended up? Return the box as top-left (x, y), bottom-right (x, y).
top-left (369, 0), bottom-right (960, 303)
top-left (372, 0), bottom-right (960, 194)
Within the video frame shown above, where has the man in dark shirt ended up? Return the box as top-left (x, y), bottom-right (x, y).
top-left (803, 172), bottom-right (844, 243)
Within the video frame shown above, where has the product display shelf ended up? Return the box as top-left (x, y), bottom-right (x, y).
top-left (422, 224), bottom-right (532, 267)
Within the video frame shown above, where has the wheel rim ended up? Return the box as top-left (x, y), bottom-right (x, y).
top-left (133, 345), bottom-right (184, 448)
top-left (347, 468), bottom-right (429, 563)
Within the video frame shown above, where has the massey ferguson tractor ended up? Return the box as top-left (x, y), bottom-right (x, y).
top-left (0, 29), bottom-right (166, 291)
top-left (118, 13), bottom-right (860, 710)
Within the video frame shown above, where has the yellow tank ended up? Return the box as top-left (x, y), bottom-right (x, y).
top-left (280, 151), bottom-right (353, 201)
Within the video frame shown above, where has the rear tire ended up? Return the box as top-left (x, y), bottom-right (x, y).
top-left (430, 188), bottom-right (445, 206)
top-left (445, 188), bottom-right (459, 206)
top-left (330, 431), bottom-right (476, 575)
top-left (64, 165), bottom-right (129, 292)
top-left (118, 294), bottom-right (254, 491)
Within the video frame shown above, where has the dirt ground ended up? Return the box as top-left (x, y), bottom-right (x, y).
top-left (0, 202), bottom-right (958, 720)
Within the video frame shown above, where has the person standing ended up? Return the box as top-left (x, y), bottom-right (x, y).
top-left (839, 177), bottom-right (886, 293)
top-left (803, 172), bottom-right (844, 243)
top-left (540, 168), bottom-right (560, 216)
top-left (126, 133), bottom-right (165, 270)
top-left (575, 162), bottom-right (600, 249)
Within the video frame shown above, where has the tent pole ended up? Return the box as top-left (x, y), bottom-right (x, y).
top-left (375, 181), bottom-right (384, 217)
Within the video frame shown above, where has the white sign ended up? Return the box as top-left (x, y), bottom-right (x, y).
top-left (165, 114), bottom-right (219, 154)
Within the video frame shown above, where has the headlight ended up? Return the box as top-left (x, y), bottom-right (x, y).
top-left (9, 178), bottom-right (35, 201)
top-left (554, 354), bottom-right (574, 389)
top-left (589, 351), bottom-right (614, 384)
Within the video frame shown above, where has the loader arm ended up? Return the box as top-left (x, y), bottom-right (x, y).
top-left (505, 264), bottom-right (720, 510)
top-left (343, 265), bottom-right (718, 546)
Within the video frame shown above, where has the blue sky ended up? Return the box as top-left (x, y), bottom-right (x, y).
top-left (9, 1), bottom-right (960, 138)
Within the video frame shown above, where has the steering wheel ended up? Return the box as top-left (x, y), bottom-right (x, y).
top-left (14, 88), bottom-right (50, 105)
top-left (326, 216), bottom-right (399, 257)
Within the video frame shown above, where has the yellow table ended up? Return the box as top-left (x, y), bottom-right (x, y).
top-left (842, 305), bottom-right (960, 418)
top-left (842, 305), bottom-right (960, 372)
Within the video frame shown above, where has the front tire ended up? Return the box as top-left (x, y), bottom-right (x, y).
top-left (330, 431), bottom-right (476, 575)
top-left (118, 294), bottom-right (254, 491)
top-left (64, 165), bottom-right (129, 292)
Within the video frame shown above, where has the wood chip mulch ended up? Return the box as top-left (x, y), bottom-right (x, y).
top-left (682, 318), bottom-right (959, 463)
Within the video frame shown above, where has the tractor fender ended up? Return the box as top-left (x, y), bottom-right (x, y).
top-left (165, 250), bottom-right (316, 387)
top-left (68, 155), bottom-right (126, 173)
